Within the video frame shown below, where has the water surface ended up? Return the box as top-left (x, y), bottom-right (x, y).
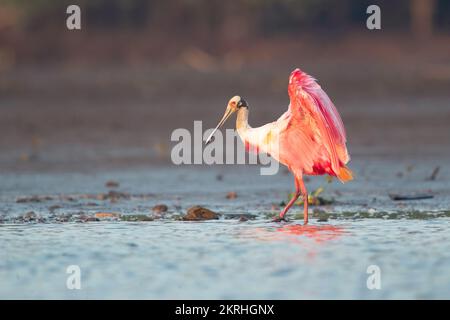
top-left (1, 162), bottom-right (449, 299)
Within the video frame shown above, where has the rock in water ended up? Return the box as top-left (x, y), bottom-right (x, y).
top-left (152, 204), bottom-right (168, 213)
top-left (105, 180), bottom-right (120, 188)
top-left (94, 212), bottom-right (120, 219)
top-left (23, 211), bottom-right (37, 222)
top-left (183, 206), bottom-right (219, 221)
top-left (239, 215), bottom-right (249, 222)
top-left (226, 192), bottom-right (237, 199)
top-left (389, 193), bottom-right (434, 201)
top-left (120, 215), bottom-right (153, 222)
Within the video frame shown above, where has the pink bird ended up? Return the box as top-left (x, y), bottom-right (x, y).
top-left (206, 68), bottom-right (353, 224)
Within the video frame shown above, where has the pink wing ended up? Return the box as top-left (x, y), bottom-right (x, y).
top-left (280, 68), bottom-right (350, 176)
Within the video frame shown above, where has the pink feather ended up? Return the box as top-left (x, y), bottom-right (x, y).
top-left (278, 68), bottom-right (350, 177)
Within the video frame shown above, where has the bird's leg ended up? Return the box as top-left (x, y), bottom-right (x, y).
top-left (298, 178), bottom-right (308, 225)
top-left (273, 179), bottom-right (301, 222)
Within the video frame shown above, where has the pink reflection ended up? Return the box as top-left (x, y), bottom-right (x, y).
top-left (245, 224), bottom-right (348, 261)
top-left (252, 224), bottom-right (346, 246)
top-left (275, 224), bottom-right (345, 243)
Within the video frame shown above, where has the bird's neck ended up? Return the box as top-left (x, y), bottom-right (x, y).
top-left (236, 107), bottom-right (250, 133)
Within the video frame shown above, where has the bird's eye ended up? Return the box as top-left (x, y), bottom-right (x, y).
top-left (230, 101), bottom-right (236, 107)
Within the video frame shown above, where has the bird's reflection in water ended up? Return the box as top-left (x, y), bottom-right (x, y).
top-left (275, 224), bottom-right (346, 243)
top-left (251, 224), bottom-right (346, 246)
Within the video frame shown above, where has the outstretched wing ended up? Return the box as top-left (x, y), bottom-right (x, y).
top-left (285, 68), bottom-right (349, 174)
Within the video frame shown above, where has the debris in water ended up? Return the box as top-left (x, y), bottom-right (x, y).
top-left (97, 191), bottom-right (131, 202)
top-left (120, 214), bottom-right (154, 222)
top-left (289, 187), bottom-right (334, 206)
top-left (17, 195), bottom-right (53, 203)
top-left (224, 213), bottom-right (257, 220)
top-left (226, 191), bottom-right (237, 199)
top-left (152, 204), bottom-right (168, 213)
top-left (183, 206), bottom-right (219, 221)
top-left (60, 195), bottom-right (76, 202)
top-left (77, 215), bottom-right (100, 222)
top-left (86, 202), bottom-right (98, 206)
top-left (48, 205), bottom-right (61, 212)
top-left (389, 193), bottom-right (434, 201)
top-left (56, 214), bottom-right (72, 223)
top-left (426, 166), bottom-right (440, 181)
top-left (95, 212), bottom-right (120, 219)
top-left (105, 180), bottom-right (120, 188)
top-left (23, 211), bottom-right (37, 222)
top-left (239, 216), bottom-right (249, 222)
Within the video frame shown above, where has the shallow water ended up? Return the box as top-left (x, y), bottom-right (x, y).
top-left (1, 219), bottom-right (450, 299)
top-left (1, 161), bottom-right (450, 299)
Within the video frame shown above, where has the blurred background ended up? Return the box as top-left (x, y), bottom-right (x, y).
top-left (1, 0), bottom-right (449, 172)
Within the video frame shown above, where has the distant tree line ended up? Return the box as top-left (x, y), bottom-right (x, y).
top-left (2, 0), bottom-right (449, 37)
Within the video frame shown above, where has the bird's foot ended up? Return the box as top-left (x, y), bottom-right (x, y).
top-left (271, 216), bottom-right (290, 223)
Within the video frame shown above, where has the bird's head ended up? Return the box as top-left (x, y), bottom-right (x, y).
top-left (205, 96), bottom-right (248, 145)
top-left (228, 95), bottom-right (248, 112)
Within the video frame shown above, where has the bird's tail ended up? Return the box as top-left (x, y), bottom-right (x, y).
top-left (337, 166), bottom-right (353, 183)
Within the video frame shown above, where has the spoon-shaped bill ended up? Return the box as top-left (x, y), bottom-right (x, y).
top-left (205, 106), bottom-right (235, 145)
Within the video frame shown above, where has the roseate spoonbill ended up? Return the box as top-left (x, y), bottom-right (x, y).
top-left (206, 68), bottom-right (353, 224)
